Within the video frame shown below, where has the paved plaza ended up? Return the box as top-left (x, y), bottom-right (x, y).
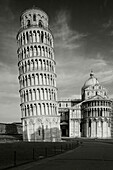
top-left (11, 142), bottom-right (113, 170)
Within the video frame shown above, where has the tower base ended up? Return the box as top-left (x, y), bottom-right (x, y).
top-left (22, 116), bottom-right (61, 142)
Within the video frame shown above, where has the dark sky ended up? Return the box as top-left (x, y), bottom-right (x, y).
top-left (0, 0), bottom-right (113, 122)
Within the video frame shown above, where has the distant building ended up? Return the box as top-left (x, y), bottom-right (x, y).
top-left (58, 98), bottom-right (81, 137)
top-left (0, 122), bottom-right (22, 134)
top-left (58, 71), bottom-right (112, 138)
top-left (0, 123), bottom-right (22, 142)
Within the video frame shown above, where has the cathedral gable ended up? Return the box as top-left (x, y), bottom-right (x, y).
top-left (88, 95), bottom-right (106, 100)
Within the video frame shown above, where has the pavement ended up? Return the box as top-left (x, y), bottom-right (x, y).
top-left (10, 142), bottom-right (113, 170)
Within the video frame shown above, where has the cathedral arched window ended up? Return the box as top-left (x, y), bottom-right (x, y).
top-left (38, 129), bottom-right (41, 136)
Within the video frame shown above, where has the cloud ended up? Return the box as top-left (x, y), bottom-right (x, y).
top-left (102, 19), bottom-right (113, 29)
top-left (0, 1), bottom-right (20, 122)
top-left (50, 10), bottom-right (89, 99)
top-left (0, 61), bottom-right (20, 122)
top-left (56, 50), bottom-right (113, 99)
top-left (98, 70), bottom-right (113, 84)
top-left (0, 1), bottom-right (17, 67)
top-left (0, 4), bottom-right (113, 123)
top-left (58, 94), bottom-right (81, 101)
top-left (104, 0), bottom-right (108, 7)
top-left (90, 53), bottom-right (107, 69)
top-left (89, 53), bottom-right (113, 88)
top-left (102, 19), bottom-right (113, 37)
top-left (51, 10), bottom-right (87, 50)
top-left (0, 103), bottom-right (20, 123)
top-left (0, 62), bottom-right (19, 99)
top-left (0, 0), bottom-right (15, 22)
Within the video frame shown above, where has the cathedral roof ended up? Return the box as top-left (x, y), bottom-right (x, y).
top-left (87, 95), bottom-right (107, 100)
top-left (82, 95), bottom-right (111, 103)
top-left (82, 71), bottom-right (99, 90)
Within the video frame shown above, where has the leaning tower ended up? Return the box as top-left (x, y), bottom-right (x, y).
top-left (16, 7), bottom-right (61, 142)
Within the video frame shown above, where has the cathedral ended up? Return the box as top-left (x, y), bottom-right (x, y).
top-left (17, 7), bottom-right (112, 141)
top-left (59, 71), bottom-right (112, 138)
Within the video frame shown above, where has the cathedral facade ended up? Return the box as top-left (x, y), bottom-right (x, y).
top-left (59, 71), bottom-right (112, 138)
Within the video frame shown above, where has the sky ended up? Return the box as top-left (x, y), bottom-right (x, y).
top-left (0, 0), bottom-right (113, 122)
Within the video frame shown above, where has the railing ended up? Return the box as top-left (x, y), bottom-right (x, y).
top-left (0, 141), bottom-right (80, 169)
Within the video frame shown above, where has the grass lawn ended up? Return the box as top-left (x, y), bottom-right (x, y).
top-left (0, 141), bottom-right (78, 169)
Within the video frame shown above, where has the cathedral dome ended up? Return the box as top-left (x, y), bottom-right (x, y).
top-left (83, 71), bottom-right (99, 89)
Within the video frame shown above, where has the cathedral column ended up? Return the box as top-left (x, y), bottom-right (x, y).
top-left (106, 120), bottom-right (108, 138)
top-left (69, 110), bottom-right (72, 137)
top-left (108, 119), bottom-right (111, 138)
top-left (86, 119), bottom-right (89, 137)
top-left (103, 119), bottom-right (106, 138)
top-left (96, 119), bottom-right (98, 138)
top-left (91, 119), bottom-right (94, 137)
top-left (93, 120), bottom-right (96, 138)
top-left (97, 119), bottom-right (101, 138)
top-left (101, 119), bottom-right (103, 138)
top-left (78, 120), bottom-right (81, 137)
